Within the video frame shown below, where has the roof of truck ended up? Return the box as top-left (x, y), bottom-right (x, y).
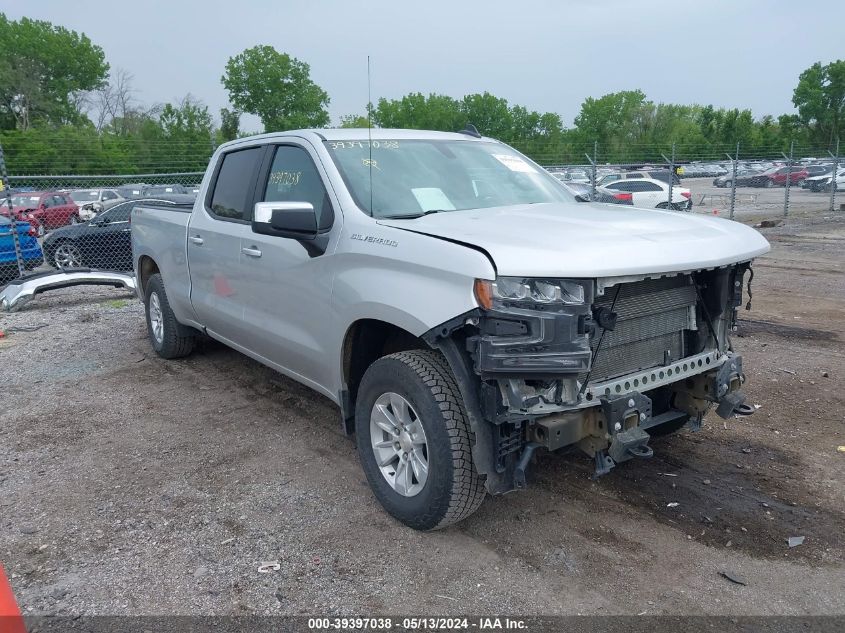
top-left (219, 128), bottom-right (496, 151)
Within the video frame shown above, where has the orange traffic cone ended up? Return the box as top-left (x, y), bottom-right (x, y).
top-left (0, 564), bottom-right (26, 633)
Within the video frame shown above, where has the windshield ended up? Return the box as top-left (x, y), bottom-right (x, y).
top-left (10, 195), bottom-right (40, 207)
top-left (324, 139), bottom-right (573, 218)
top-left (70, 191), bottom-right (100, 203)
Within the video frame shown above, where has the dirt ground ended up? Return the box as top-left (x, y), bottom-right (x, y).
top-left (1, 212), bottom-right (844, 617)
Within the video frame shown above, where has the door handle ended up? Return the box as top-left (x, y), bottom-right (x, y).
top-left (189, 235), bottom-right (204, 245)
top-left (242, 246), bottom-right (262, 258)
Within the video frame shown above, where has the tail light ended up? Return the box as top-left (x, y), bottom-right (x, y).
top-left (613, 192), bottom-right (633, 201)
top-left (681, 192), bottom-right (691, 199)
top-left (27, 225), bottom-right (37, 237)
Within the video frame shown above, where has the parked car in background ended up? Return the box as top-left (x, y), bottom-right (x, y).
top-left (69, 188), bottom-right (124, 220)
top-left (116, 184), bottom-right (151, 199)
top-left (597, 170), bottom-right (680, 187)
top-left (0, 215), bottom-right (43, 282)
top-left (553, 169), bottom-right (591, 184)
top-left (767, 166), bottom-right (808, 187)
top-left (603, 178), bottom-right (692, 210)
top-left (811, 169), bottom-right (845, 192)
top-left (144, 184), bottom-right (187, 196)
top-left (714, 168), bottom-right (763, 188)
top-left (800, 165), bottom-right (835, 189)
top-left (559, 181), bottom-right (634, 205)
top-left (43, 195), bottom-right (195, 271)
top-left (2, 191), bottom-right (81, 235)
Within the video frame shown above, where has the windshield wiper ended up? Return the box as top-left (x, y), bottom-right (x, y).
top-left (379, 209), bottom-right (447, 220)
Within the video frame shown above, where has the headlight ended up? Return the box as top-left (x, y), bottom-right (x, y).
top-left (474, 278), bottom-right (587, 309)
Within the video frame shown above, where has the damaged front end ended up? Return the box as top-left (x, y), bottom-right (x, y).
top-left (425, 263), bottom-right (754, 494)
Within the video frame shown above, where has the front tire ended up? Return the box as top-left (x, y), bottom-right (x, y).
top-left (144, 273), bottom-right (195, 359)
top-left (355, 350), bottom-right (486, 530)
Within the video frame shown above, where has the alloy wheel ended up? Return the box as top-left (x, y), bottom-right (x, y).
top-left (369, 392), bottom-right (429, 497)
top-left (148, 292), bottom-right (164, 345)
top-left (53, 243), bottom-right (82, 268)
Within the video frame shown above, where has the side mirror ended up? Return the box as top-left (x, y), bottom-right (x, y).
top-left (253, 201), bottom-right (317, 238)
top-left (252, 201), bottom-right (329, 257)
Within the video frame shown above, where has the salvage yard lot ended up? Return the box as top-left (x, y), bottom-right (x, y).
top-left (1, 213), bottom-right (844, 615)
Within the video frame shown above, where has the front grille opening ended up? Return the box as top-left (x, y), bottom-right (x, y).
top-left (585, 275), bottom-right (700, 383)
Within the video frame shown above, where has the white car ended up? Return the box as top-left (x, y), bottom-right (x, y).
top-left (804, 168), bottom-right (845, 192)
top-left (69, 188), bottom-right (123, 220)
top-left (602, 177), bottom-right (693, 210)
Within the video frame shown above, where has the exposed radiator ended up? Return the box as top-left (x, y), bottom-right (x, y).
top-left (588, 275), bottom-right (698, 382)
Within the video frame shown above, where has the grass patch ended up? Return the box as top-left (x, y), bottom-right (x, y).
top-left (102, 299), bottom-right (130, 309)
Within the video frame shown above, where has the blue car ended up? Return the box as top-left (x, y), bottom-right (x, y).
top-left (0, 215), bottom-right (43, 282)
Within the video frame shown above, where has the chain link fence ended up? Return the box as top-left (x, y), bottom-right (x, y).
top-left (540, 140), bottom-right (842, 220)
top-left (1, 164), bottom-right (202, 287)
top-left (0, 137), bottom-right (841, 301)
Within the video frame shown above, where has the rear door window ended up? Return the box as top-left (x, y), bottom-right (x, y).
top-left (208, 147), bottom-right (264, 221)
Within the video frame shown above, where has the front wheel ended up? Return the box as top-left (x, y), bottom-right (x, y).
top-left (144, 273), bottom-right (195, 359)
top-left (355, 350), bottom-right (486, 530)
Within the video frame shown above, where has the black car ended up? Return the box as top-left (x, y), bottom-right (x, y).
top-left (42, 195), bottom-right (195, 271)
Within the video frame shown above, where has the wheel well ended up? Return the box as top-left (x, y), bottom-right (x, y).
top-left (137, 256), bottom-right (160, 297)
top-left (341, 319), bottom-right (428, 433)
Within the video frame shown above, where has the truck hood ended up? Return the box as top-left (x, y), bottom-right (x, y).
top-left (377, 202), bottom-right (770, 278)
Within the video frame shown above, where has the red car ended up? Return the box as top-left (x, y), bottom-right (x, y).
top-left (2, 191), bottom-right (81, 235)
top-left (766, 167), bottom-right (808, 187)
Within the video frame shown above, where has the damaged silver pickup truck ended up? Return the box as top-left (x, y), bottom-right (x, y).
top-left (132, 128), bottom-right (770, 530)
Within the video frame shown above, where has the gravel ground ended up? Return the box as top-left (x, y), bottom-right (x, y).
top-left (1, 213), bottom-right (844, 616)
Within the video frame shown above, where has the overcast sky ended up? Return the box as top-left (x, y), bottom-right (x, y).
top-left (8, 0), bottom-right (845, 132)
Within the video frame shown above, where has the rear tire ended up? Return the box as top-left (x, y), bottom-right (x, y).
top-left (355, 350), bottom-right (486, 530)
top-left (144, 273), bottom-right (195, 359)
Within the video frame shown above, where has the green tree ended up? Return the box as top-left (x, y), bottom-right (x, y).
top-left (219, 107), bottom-right (241, 141)
top-left (0, 13), bottom-right (109, 130)
top-left (575, 90), bottom-right (646, 147)
top-left (371, 92), bottom-right (464, 131)
top-left (221, 45), bottom-right (329, 132)
top-left (459, 92), bottom-right (513, 139)
top-left (792, 60), bottom-right (845, 147)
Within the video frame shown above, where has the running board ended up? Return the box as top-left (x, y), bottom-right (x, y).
top-left (0, 269), bottom-right (136, 312)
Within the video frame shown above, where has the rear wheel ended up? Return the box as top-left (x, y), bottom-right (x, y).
top-left (144, 273), bottom-right (195, 359)
top-left (355, 350), bottom-right (486, 530)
